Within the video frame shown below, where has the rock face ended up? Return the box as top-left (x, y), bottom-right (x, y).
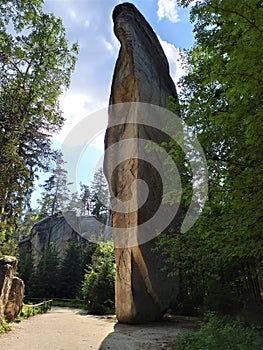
top-left (0, 256), bottom-right (24, 322)
top-left (109, 2), bottom-right (178, 106)
top-left (29, 213), bottom-right (83, 265)
top-left (104, 3), bottom-right (179, 323)
top-left (19, 212), bottom-right (105, 266)
top-left (4, 277), bottom-right (25, 322)
top-left (0, 256), bottom-right (16, 321)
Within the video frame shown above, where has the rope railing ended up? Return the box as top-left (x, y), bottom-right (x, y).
top-left (22, 300), bottom-right (53, 317)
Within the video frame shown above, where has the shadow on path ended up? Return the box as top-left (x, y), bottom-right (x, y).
top-left (98, 316), bottom-right (198, 350)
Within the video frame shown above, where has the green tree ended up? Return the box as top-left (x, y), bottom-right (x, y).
top-left (80, 183), bottom-right (91, 215)
top-left (81, 241), bottom-right (97, 273)
top-left (18, 247), bottom-right (34, 296)
top-left (90, 168), bottom-right (110, 223)
top-left (38, 152), bottom-right (72, 217)
top-left (19, 208), bottom-right (41, 241)
top-left (59, 239), bottom-right (82, 298)
top-left (82, 242), bottom-right (115, 314)
top-left (67, 192), bottom-right (83, 214)
top-left (159, 0), bottom-right (263, 314)
top-left (28, 244), bottom-right (61, 298)
top-left (0, 0), bottom-right (78, 244)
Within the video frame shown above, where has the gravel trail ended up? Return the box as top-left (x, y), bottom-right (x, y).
top-left (0, 307), bottom-right (197, 350)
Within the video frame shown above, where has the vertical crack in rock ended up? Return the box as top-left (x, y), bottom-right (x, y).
top-left (104, 2), bottom-right (179, 323)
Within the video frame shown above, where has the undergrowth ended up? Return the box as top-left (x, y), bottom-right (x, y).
top-left (52, 300), bottom-right (86, 309)
top-left (175, 312), bottom-right (263, 350)
top-left (19, 305), bottom-right (42, 319)
top-left (0, 317), bottom-right (11, 333)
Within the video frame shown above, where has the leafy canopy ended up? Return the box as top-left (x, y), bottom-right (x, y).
top-left (0, 0), bottom-right (78, 252)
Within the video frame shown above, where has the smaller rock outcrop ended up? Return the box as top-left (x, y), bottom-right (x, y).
top-left (4, 277), bottom-right (25, 322)
top-left (0, 256), bottom-right (24, 322)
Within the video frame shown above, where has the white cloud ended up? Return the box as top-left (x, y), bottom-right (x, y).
top-left (103, 39), bottom-right (115, 53)
top-left (69, 9), bottom-right (77, 19)
top-left (60, 92), bottom-right (92, 119)
top-left (158, 36), bottom-right (186, 85)
top-left (84, 19), bottom-right (90, 27)
top-left (53, 92), bottom-right (93, 144)
top-left (157, 0), bottom-right (180, 23)
top-left (89, 132), bottom-right (105, 151)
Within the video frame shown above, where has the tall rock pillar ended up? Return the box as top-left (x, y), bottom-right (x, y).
top-left (104, 2), bottom-right (180, 323)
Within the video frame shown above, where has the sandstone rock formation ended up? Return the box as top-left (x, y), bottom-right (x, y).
top-left (104, 3), bottom-right (179, 323)
top-left (19, 212), bottom-right (106, 265)
top-left (0, 256), bottom-right (24, 322)
top-left (4, 277), bottom-right (25, 322)
top-left (0, 256), bottom-right (16, 321)
top-left (29, 213), bottom-right (83, 265)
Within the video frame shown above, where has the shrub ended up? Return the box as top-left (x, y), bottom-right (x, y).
top-left (19, 305), bottom-right (42, 319)
top-left (0, 317), bottom-right (11, 333)
top-left (176, 313), bottom-right (263, 350)
top-left (82, 242), bottom-right (115, 314)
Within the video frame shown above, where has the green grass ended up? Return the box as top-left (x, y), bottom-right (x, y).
top-left (52, 299), bottom-right (87, 309)
top-left (175, 312), bottom-right (263, 350)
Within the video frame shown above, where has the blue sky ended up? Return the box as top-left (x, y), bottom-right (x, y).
top-left (31, 0), bottom-right (195, 207)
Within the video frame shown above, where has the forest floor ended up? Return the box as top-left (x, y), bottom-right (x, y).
top-left (0, 307), bottom-right (198, 350)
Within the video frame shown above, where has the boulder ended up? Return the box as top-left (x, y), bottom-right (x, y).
top-left (4, 276), bottom-right (25, 322)
top-left (104, 3), bottom-right (179, 323)
top-left (0, 256), bottom-right (24, 323)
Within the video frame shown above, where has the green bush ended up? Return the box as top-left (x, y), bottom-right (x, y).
top-left (176, 313), bottom-right (263, 350)
top-left (0, 317), bottom-right (11, 333)
top-left (19, 304), bottom-right (43, 319)
top-left (82, 242), bottom-right (115, 314)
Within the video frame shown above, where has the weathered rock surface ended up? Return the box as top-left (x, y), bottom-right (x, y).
top-left (0, 256), bottom-right (16, 321)
top-left (4, 276), bottom-right (25, 322)
top-left (0, 256), bottom-right (24, 322)
top-left (109, 2), bottom-right (178, 106)
top-left (29, 213), bottom-right (82, 265)
top-left (19, 212), bottom-right (105, 265)
top-left (104, 3), bottom-right (179, 324)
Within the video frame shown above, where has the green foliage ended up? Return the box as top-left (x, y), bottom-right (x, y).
top-left (28, 244), bottom-right (61, 298)
top-left (178, 0), bottom-right (263, 269)
top-left (17, 248), bottom-right (34, 293)
top-left (0, 228), bottom-right (17, 256)
top-left (176, 313), bottom-right (263, 350)
top-left (19, 209), bottom-right (42, 240)
top-left (0, 0), bottom-right (78, 239)
top-left (20, 239), bottom-right (96, 300)
top-left (80, 183), bottom-right (91, 215)
top-left (52, 300), bottom-right (86, 309)
top-left (19, 304), bottom-right (42, 319)
top-left (81, 241), bottom-right (97, 272)
top-left (0, 317), bottom-right (11, 333)
top-left (90, 168), bottom-right (110, 223)
top-left (82, 242), bottom-right (115, 314)
top-left (37, 152), bottom-right (71, 217)
top-left (158, 0), bottom-right (263, 316)
top-left (59, 239), bottom-right (83, 299)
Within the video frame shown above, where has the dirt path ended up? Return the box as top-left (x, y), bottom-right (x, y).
top-left (0, 307), bottom-right (197, 350)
